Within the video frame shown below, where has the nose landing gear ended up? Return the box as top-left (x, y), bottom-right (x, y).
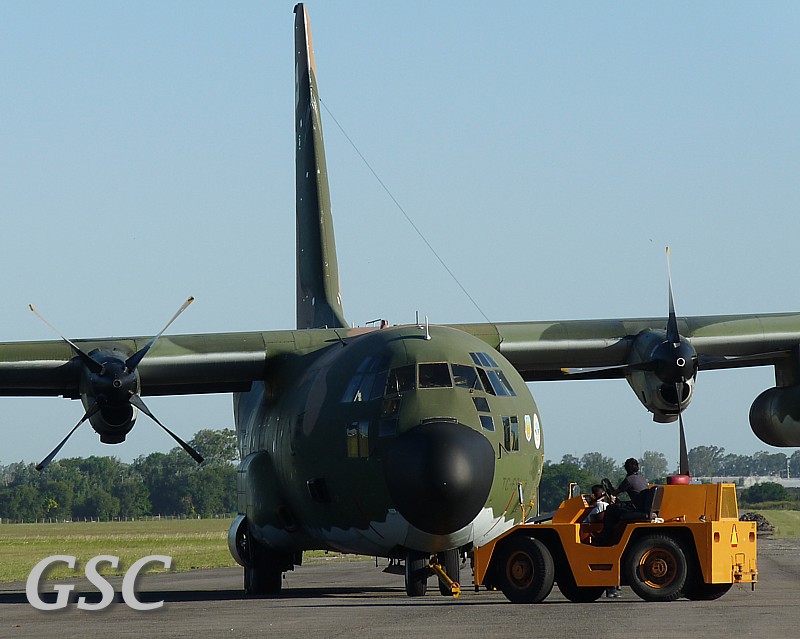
top-left (403, 549), bottom-right (462, 598)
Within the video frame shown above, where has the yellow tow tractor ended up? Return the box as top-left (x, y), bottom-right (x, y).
top-left (471, 482), bottom-right (758, 603)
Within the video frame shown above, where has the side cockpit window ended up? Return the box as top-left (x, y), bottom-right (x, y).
top-left (495, 369), bottom-right (517, 396)
top-left (470, 351), bottom-right (498, 368)
top-left (476, 367), bottom-right (495, 395)
top-left (341, 355), bottom-right (390, 403)
top-left (469, 351), bottom-right (517, 397)
top-left (503, 415), bottom-right (520, 451)
top-left (452, 364), bottom-right (481, 390)
top-left (486, 370), bottom-right (510, 397)
top-left (385, 364), bottom-right (416, 396)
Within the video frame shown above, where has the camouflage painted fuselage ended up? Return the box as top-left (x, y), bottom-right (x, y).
top-left (234, 324), bottom-right (543, 557)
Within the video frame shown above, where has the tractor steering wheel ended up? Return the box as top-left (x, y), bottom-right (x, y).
top-left (601, 477), bottom-right (615, 499)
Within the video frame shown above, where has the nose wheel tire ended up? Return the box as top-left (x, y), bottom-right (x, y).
top-left (405, 550), bottom-right (429, 597)
top-left (437, 549), bottom-right (461, 596)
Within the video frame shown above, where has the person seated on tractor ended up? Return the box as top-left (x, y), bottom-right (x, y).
top-left (583, 485), bottom-right (623, 596)
top-left (583, 484), bottom-right (613, 524)
top-left (592, 458), bottom-right (648, 545)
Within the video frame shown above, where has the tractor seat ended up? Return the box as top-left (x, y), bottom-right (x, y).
top-left (618, 486), bottom-right (663, 522)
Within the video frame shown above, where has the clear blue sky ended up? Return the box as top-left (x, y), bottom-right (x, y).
top-left (1, 2), bottom-right (799, 471)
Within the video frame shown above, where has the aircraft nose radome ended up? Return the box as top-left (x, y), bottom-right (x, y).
top-left (384, 421), bottom-right (495, 536)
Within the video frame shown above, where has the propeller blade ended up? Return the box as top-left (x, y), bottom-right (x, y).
top-left (129, 394), bottom-right (204, 464)
top-left (559, 359), bottom-right (661, 380)
top-left (698, 351), bottom-right (789, 370)
top-left (559, 364), bottom-right (633, 380)
top-left (676, 382), bottom-right (690, 476)
top-left (665, 247), bottom-right (680, 345)
top-left (29, 304), bottom-right (103, 374)
top-left (36, 403), bottom-right (101, 471)
top-left (125, 297), bottom-right (194, 372)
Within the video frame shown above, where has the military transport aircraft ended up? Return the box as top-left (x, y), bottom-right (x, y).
top-left (3, 4), bottom-right (800, 597)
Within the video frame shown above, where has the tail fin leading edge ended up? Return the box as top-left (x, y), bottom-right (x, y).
top-left (294, 3), bottom-right (347, 330)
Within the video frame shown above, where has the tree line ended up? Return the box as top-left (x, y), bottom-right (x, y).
top-left (539, 447), bottom-right (800, 512)
top-left (684, 445), bottom-right (800, 478)
top-left (4, 433), bottom-right (799, 522)
top-left (0, 429), bottom-right (238, 522)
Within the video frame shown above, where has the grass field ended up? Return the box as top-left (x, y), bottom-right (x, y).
top-left (761, 510), bottom-right (800, 538)
top-left (0, 518), bottom-right (237, 583)
top-left (3, 511), bottom-right (799, 584)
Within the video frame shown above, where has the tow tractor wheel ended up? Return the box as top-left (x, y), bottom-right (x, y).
top-left (557, 570), bottom-right (605, 603)
top-left (437, 549), bottom-right (461, 596)
top-left (405, 550), bottom-right (429, 597)
top-left (499, 535), bottom-right (555, 604)
top-left (623, 534), bottom-right (689, 602)
top-left (684, 582), bottom-right (732, 601)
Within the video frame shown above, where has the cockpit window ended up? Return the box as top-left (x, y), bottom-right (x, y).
top-left (419, 363), bottom-right (452, 388)
top-left (369, 370), bottom-right (389, 400)
top-left (452, 364), bottom-right (481, 390)
top-left (503, 415), bottom-right (520, 451)
top-left (341, 375), bottom-right (371, 402)
top-left (480, 415), bottom-right (495, 432)
top-left (494, 369), bottom-right (517, 396)
top-left (468, 352), bottom-right (516, 397)
top-left (341, 355), bottom-right (391, 403)
top-left (385, 365), bottom-right (416, 395)
top-left (487, 370), bottom-right (510, 397)
top-left (470, 351), bottom-right (499, 368)
top-left (476, 367), bottom-right (495, 395)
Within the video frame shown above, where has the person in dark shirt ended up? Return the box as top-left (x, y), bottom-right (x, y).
top-left (612, 458), bottom-right (649, 510)
top-left (593, 458), bottom-right (648, 545)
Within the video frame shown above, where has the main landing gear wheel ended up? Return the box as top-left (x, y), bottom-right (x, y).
top-left (437, 549), bottom-right (461, 596)
top-left (405, 550), bottom-right (429, 597)
top-left (623, 534), bottom-right (689, 602)
top-left (244, 537), bottom-right (285, 597)
top-left (499, 536), bottom-right (555, 603)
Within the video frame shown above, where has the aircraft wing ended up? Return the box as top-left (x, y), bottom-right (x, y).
top-left (454, 311), bottom-right (800, 446)
top-left (0, 329), bottom-right (345, 399)
top-left (453, 312), bottom-right (800, 381)
top-left (0, 325), bottom-right (374, 467)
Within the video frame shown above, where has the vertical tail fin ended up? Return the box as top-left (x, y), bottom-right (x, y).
top-left (294, 4), bottom-right (347, 330)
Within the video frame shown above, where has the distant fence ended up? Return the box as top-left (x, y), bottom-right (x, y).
top-left (0, 513), bottom-right (235, 524)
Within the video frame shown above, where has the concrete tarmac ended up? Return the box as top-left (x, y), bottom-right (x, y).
top-left (2, 538), bottom-right (799, 639)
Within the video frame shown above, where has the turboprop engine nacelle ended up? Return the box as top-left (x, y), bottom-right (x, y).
top-left (749, 386), bottom-right (800, 446)
top-left (79, 349), bottom-right (140, 444)
top-left (627, 369), bottom-right (695, 423)
top-left (626, 329), bottom-right (696, 423)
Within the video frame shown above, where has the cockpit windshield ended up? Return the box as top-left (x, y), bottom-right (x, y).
top-left (418, 363), bottom-right (452, 388)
